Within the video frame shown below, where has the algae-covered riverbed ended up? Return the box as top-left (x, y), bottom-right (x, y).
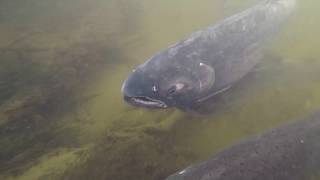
top-left (0, 0), bottom-right (320, 180)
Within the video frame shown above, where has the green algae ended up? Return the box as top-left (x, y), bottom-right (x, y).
top-left (0, 147), bottom-right (92, 180)
top-left (1, 0), bottom-right (320, 180)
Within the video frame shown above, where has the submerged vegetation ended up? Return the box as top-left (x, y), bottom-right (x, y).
top-left (0, 0), bottom-right (143, 178)
top-left (0, 0), bottom-right (320, 180)
top-left (0, 35), bottom-right (126, 177)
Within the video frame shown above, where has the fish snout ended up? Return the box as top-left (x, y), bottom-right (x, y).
top-left (121, 74), bottom-right (168, 109)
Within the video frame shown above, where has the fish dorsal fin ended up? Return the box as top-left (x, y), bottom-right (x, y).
top-left (198, 62), bottom-right (215, 92)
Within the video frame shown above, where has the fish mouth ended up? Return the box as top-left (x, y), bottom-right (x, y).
top-left (124, 96), bottom-right (168, 108)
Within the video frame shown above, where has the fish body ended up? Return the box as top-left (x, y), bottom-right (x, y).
top-left (122, 0), bottom-right (296, 109)
top-left (165, 111), bottom-right (320, 180)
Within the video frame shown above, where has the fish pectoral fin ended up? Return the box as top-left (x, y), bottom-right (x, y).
top-left (198, 62), bottom-right (215, 92)
top-left (197, 86), bottom-right (231, 103)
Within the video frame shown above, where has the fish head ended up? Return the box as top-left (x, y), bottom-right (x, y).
top-left (121, 53), bottom-right (215, 109)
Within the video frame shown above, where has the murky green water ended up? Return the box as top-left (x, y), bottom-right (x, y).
top-left (0, 0), bottom-right (320, 179)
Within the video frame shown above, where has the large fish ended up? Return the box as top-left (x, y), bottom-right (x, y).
top-left (165, 111), bottom-right (320, 180)
top-left (121, 0), bottom-right (296, 109)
